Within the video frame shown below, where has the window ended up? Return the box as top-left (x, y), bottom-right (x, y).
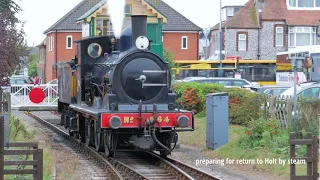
top-left (225, 7), bottom-right (241, 20)
top-left (96, 18), bottom-right (113, 36)
top-left (66, 36), bottom-right (72, 49)
top-left (217, 80), bottom-right (232, 86)
top-left (48, 37), bottom-right (50, 52)
top-left (276, 27), bottom-right (284, 47)
top-left (238, 34), bottom-right (247, 51)
top-left (226, 7), bottom-right (234, 16)
top-left (125, 4), bottom-right (131, 14)
top-left (288, 0), bottom-right (320, 8)
top-left (181, 36), bottom-right (188, 49)
top-left (298, 87), bottom-right (320, 98)
top-left (233, 80), bottom-right (248, 86)
top-left (48, 36), bottom-right (54, 52)
top-left (289, 27), bottom-right (316, 47)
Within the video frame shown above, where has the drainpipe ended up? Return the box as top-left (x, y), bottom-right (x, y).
top-left (55, 29), bottom-right (58, 79)
top-left (44, 44), bottom-right (46, 83)
top-left (257, 28), bottom-right (260, 60)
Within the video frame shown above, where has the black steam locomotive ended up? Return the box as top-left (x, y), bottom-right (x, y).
top-left (57, 15), bottom-right (194, 157)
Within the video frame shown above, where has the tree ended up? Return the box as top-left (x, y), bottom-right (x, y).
top-left (163, 49), bottom-right (177, 80)
top-left (28, 52), bottom-right (39, 77)
top-left (0, 0), bottom-right (28, 81)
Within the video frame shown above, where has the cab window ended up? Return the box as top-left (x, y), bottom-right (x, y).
top-left (298, 87), bottom-right (320, 98)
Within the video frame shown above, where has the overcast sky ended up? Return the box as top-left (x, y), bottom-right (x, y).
top-left (14, 0), bottom-right (248, 46)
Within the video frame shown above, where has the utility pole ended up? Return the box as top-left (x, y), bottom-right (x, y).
top-left (292, 57), bottom-right (297, 124)
top-left (290, 53), bottom-right (305, 126)
top-left (206, 33), bottom-right (208, 59)
top-left (219, 0), bottom-right (223, 77)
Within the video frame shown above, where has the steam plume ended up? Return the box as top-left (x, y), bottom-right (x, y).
top-left (107, 0), bottom-right (125, 38)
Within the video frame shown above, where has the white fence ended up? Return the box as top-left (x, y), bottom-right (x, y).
top-left (2, 84), bottom-right (58, 109)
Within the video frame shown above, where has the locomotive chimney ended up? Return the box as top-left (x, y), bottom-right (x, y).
top-left (131, 15), bottom-right (147, 48)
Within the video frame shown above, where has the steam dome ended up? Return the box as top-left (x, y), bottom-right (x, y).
top-left (119, 27), bottom-right (132, 52)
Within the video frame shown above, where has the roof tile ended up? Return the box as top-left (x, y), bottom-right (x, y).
top-left (43, 0), bottom-right (100, 34)
top-left (149, 0), bottom-right (202, 31)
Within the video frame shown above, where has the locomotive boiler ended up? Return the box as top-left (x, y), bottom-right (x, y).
top-left (57, 15), bottom-right (194, 157)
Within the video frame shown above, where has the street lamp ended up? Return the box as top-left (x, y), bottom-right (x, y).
top-left (219, 0), bottom-right (223, 77)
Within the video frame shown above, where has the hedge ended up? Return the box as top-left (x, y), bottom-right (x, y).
top-left (172, 82), bottom-right (265, 125)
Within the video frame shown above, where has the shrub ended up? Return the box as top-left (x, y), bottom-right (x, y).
top-left (173, 82), bottom-right (265, 125)
top-left (294, 98), bottom-right (320, 136)
top-left (177, 87), bottom-right (201, 113)
top-left (240, 117), bottom-right (285, 150)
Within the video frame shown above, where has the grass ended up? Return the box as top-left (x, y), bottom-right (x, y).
top-left (178, 116), bottom-right (309, 178)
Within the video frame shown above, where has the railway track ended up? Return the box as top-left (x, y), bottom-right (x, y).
top-left (27, 112), bottom-right (220, 180)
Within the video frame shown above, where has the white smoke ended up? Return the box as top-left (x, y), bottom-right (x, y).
top-left (107, 0), bottom-right (125, 38)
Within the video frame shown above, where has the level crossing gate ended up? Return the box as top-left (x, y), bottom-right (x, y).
top-left (2, 84), bottom-right (58, 110)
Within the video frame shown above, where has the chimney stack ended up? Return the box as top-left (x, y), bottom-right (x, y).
top-left (131, 15), bottom-right (147, 48)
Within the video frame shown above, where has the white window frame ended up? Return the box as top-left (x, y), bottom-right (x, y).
top-left (276, 27), bottom-right (284, 47)
top-left (52, 36), bottom-right (54, 51)
top-left (48, 37), bottom-right (50, 52)
top-left (48, 36), bottom-right (53, 52)
top-left (181, 36), bottom-right (188, 49)
top-left (287, 0), bottom-right (320, 10)
top-left (238, 34), bottom-right (247, 51)
top-left (66, 35), bottom-right (73, 49)
top-left (288, 27), bottom-right (316, 47)
top-left (96, 18), bottom-right (114, 36)
top-left (226, 7), bottom-right (234, 16)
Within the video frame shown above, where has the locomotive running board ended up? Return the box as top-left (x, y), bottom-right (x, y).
top-left (136, 70), bottom-right (170, 88)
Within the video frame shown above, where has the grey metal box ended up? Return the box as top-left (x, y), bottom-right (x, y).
top-left (1, 114), bottom-right (10, 148)
top-left (206, 92), bottom-right (229, 150)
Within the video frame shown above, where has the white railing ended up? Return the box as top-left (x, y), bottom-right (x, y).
top-left (3, 84), bottom-right (59, 109)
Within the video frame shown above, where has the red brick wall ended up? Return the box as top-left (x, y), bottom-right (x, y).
top-left (163, 32), bottom-right (199, 60)
top-left (45, 32), bottom-right (81, 83)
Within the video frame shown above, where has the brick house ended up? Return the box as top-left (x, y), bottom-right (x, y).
top-left (41, 0), bottom-right (201, 83)
top-left (40, 0), bottom-right (100, 83)
top-left (209, 0), bottom-right (320, 60)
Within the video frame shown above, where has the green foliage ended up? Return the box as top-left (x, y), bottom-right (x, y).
top-left (293, 98), bottom-right (320, 136)
top-left (163, 49), bottom-right (176, 80)
top-left (163, 49), bottom-right (176, 69)
top-left (28, 52), bottom-right (39, 77)
top-left (172, 82), bottom-right (265, 125)
top-left (10, 116), bottom-right (36, 141)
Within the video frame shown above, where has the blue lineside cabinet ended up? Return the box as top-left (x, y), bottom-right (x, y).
top-left (206, 92), bottom-right (229, 150)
